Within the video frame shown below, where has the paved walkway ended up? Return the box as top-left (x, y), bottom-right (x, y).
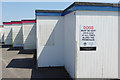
top-left (1, 44), bottom-right (71, 80)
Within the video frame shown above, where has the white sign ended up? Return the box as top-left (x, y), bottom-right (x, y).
top-left (80, 25), bottom-right (96, 51)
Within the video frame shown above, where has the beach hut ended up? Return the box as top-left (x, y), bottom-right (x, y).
top-left (3, 22), bottom-right (12, 45)
top-left (11, 21), bottom-right (23, 47)
top-left (22, 20), bottom-right (36, 49)
top-left (36, 2), bottom-right (119, 78)
top-left (0, 25), bottom-right (4, 43)
top-left (64, 2), bottom-right (119, 78)
top-left (36, 10), bottom-right (64, 67)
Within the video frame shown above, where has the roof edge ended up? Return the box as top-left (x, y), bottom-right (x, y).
top-left (3, 22), bottom-right (12, 25)
top-left (22, 20), bottom-right (36, 23)
top-left (35, 10), bottom-right (63, 13)
top-left (63, 2), bottom-right (120, 13)
top-left (22, 19), bottom-right (35, 21)
top-left (11, 21), bottom-right (22, 24)
top-left (11, 21), bottom-right (21, 22)
top-left (36, 2), bottom-right (120, 16)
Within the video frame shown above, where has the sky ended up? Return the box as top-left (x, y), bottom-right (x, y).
top-left (0, 0), bottom-right (120, 25)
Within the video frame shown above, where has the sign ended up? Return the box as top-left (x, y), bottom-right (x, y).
top-left (80, 25), bottom-right (96, 51)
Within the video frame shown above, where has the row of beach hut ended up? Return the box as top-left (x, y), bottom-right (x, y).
top-left (0, 20), bottom-right (36, 50)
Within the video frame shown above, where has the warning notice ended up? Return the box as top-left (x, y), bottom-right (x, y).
top-left (80, 25), bottom-right (96, 51)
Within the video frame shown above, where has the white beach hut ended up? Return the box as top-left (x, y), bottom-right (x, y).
top-left (11, 21), bottom-right (23, 47)
top-left (22, 20), bottom-right (36, 50)
top-left (3, 22), bottom-right (12, 45)
top-left (36, 10), bottom-right (64, 67)
top-left (36, 2), bottom-right (119, 79)
top-left (0, 25), bottom-right (4, 43)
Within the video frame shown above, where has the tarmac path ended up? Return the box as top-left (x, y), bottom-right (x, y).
top-left (1, 44), bottom-right (71, 80)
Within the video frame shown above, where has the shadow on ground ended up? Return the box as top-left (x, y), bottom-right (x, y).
top-left (7, 47), bottom-right (23, 51)
top-left (2, 44), bottom-right (71, 79)
top-left (31, 67), bottom-right (72, 80)
top-left (6, 58), bottom-right (35, 69)
top-left (2, 45), bottom-right (12, 48)
top-left (18, 49), bottom-right (36, 54)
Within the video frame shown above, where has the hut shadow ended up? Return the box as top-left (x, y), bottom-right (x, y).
top-left (6, 56), bottom-right (71, 79)
top-left (30, 67), bottom-right (71, 80)
top-left (6, 58), bottom-right (35, 69)
top-left (37, 18), bottom-right (64, 67)
top-left (34, 19), bottom-right (71, 79)
top-left (12, 27), bottom-right (23, 48)
top-left (23, 24), bottom-right (36, 50)
top-left (18, 49), bottom-right (36, 54)
top-left (7, 47), bottom-right (23, 51)
top-left (2, 45), bottom-right (12, 48)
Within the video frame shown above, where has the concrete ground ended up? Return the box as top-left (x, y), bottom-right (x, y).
top-left (1, 43), bottom-right (71, 80)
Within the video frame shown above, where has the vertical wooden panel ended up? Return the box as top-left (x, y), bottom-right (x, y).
top-left (76, 11), bottom-right (118, 78)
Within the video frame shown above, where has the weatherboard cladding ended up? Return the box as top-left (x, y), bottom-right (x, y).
top-left (36, 2), bottom-right (120, 16)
